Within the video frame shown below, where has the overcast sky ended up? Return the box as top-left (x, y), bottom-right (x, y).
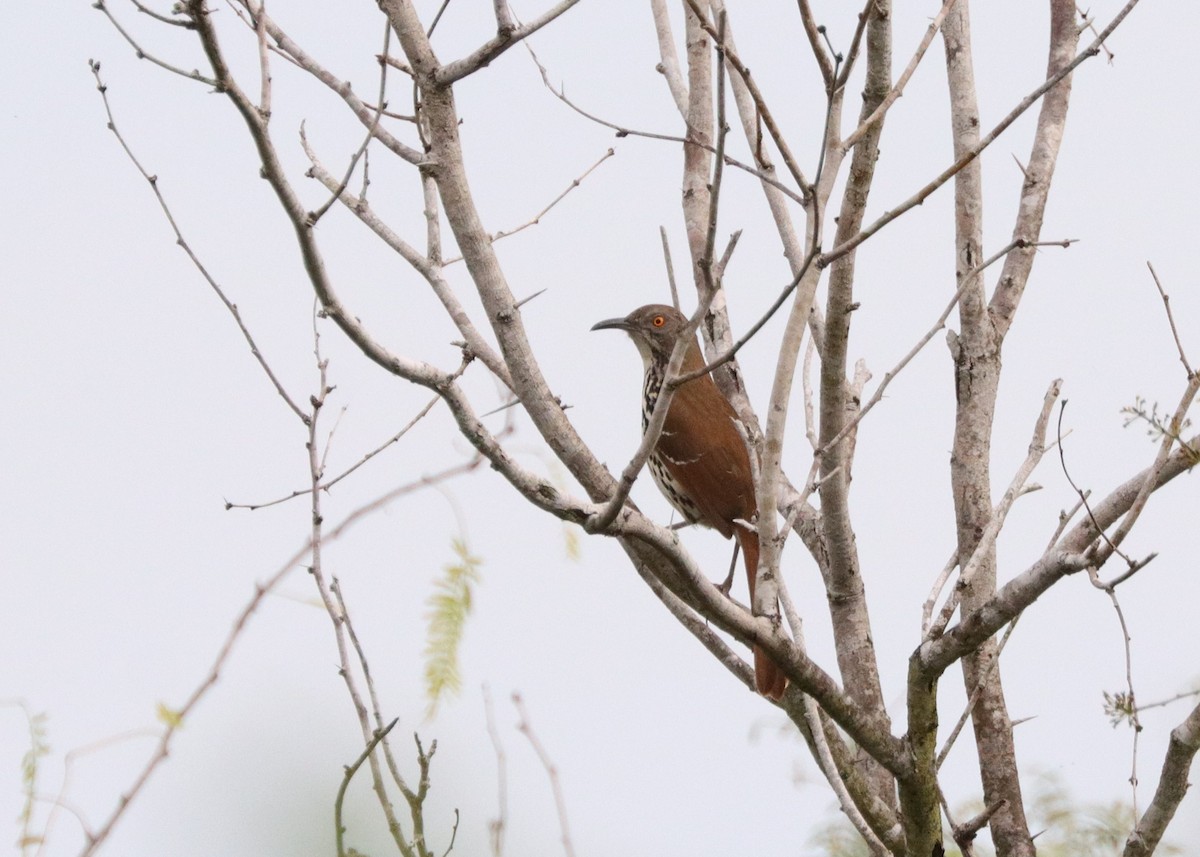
top-left (3, 2), bottom-right (1198, 855)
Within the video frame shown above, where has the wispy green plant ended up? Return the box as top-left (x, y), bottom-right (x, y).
top-left (1026, 771), bottom-right (1184, 856)
top-left (805, 770), bottom-right (1182, 856)
top-left (14, 703), bottom-right (50, 856)
top-left (563, 524), bottom-right (582, 561)
top-left (1102, 690), bottom-right (1138, 728)
top-left (1122, 396), bottom-right (1198, 466)
top-left (423, 537), bottom-right (482, 717)
top-left (547, 461), bottom-right (583, 561)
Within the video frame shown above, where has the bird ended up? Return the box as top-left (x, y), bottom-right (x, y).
top-left (591, 304), bottom-right (787, 700)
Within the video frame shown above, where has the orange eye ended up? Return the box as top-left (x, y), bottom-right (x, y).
top-left (652, 315), bottom-right (666, 327)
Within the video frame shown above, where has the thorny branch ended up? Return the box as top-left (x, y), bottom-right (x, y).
top-left (927, 381), bottom-right (1062, 640)
top-left (818, 238), bottom-right (1075, 461)
top-left (685, 0), bottom-right (811, 196)
top-left (1146, 262), bottom-right (1194, 378)
top-left (523, 40), bottom-right (807, 205)
top-left (839, 0), bottom-right (959, 153)
top-left (88, 59), bottom-right (308, 425)
top-left (86, 1), bottom-right (1197, 853)
top-left (92, 1), bottom-right (216, 84)
top-left (335, 719), bottom-right (401, 857)
top-left (820, 0), bottom-right (1143, 268)
top-left (1088, 566), bottom-right (1143, 817)
top-left (1124, 700), bottom-right (1200, 857)
top-left (443, 148), bottom-right (616, 265)
top-left (75, 455), bottom-right (482, 857)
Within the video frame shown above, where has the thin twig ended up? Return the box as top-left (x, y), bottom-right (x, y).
top-left (1076, 3), bottom-right (1115, 62)
top-left (775, 589), bottom-right (891, 855)
top-left (88, 60), bottom-right (308, 424)
top-left (335, 719), bottom-right (401, 857)
top-left (672, 243), bottom-right (818, 387)
top-left (247, 0), bottom-right (271, 116)
top-left (442, 148), bottom-right (615, 265)
top-left (93, 1), bottom-right (217, 84)
top-left (685, 0), bottom-right (812, 196)
top-left (1056, 374), bottom-right (1191, 577)
top-left (512, 694), bottom-right (576, 857)
top-left (226, 362), bottom-right (469, 511)
top-left (840, 0), bottom-right (959, 152)
top-left (440, 810), bottom-right (460, 857)
top-left (713, 228), bottom-right (742, 281)
top-left (32, 726), bottom-right (160, 856)
top-left (951, 798), bottom-right (1008, 854)
top-left (482, 687), bottom-right (508, 857)
top-left (1096, 372), bottom-right (1200, 563)
top-left (699, 8), bottom-right (729, 296)
top-left (1137, 689), bottom-right (1200, 714)
top-left (821, 0), bottom-right (1143, 267)
top-left (794, 0), bottom-right (835, 86)
top-left (921, 552), bottom-right (960, 638)
top-left (523, 40), bottom-right (806, 205)
top-left (1045, 489), bottom-right (1090, 552)
top-left (831, 0), bottom-right (876, 92)
top-left (672, 68), bottom-right (848, 390)
top-left (928, 381), bottom-right (1063, 639)
top-left (305, 327), bottom-right (418, 856)
top-left (1088, 565), bottom-right (1142, 816)
top-left (1125, 701), bottom-right (1200, 857)
top-left (128, 0), bottom-right (194, 27)
top-left (305, 100), bottom-right (386, 226)
top-left (435, 0), bottom-right (584, 85)
top-left (649, 0), bottom-right (689, 119)
top-left (333, 578), bottom-right (416, 805)
top-left (936, 617), bottom-right (1021, 768)
top-left (660, 226), bottom-right (681, 311)
top-left (301, 143), bottom-right (513, 385)
top-left (819, 238), bottom-right (1075, 459)
top-left (252, 6), bottom-right (426, 165)
top-left (1146, 262), bottom-right (1194, 378)
top-left (76, 456), bottom-right (483, 857)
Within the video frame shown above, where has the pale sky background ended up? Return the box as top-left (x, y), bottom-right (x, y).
top-left (3, 2), bottom-right (1198, 855)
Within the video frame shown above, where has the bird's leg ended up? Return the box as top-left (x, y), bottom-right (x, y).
top-left (717, 541), bottom-right (740, 596)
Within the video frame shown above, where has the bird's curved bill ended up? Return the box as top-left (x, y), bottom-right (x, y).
top-left (590, 317), bottom-right (631, 332)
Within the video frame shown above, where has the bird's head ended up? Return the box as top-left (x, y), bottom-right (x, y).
top-left (590, 304), bottom-right (689, 368)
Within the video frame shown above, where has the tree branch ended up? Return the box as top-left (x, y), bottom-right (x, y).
top-left (919, 429), bottom-right (1200, 676)
top-left (435, 0), bottom-right (584, 84)
top-left (650, 0), bottom-right (689, 120)
top-left (840, 0), bottom-right (958, 154)
top-left (1124, 701), bottom-right (1200, 857)
top-left (820, 0), bottom-right (1143, 269)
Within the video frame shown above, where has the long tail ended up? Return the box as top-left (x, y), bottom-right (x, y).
top-left (737, 528), bottom-right (788, 701)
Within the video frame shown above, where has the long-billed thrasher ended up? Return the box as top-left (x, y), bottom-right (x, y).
top-left (591, 304), bottom-right (787, 700)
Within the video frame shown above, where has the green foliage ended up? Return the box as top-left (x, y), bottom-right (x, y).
top-left (14, 703), bottom-right (50, 855)
top-left (548, 462), bottom-right (583, 561)
top-left (1026, 771), bottom-right (1182, 856)
top-left (1122, 396), bottom-right (1198, 466)
top-left (1102, 690), bottom-right (1138, 729)
top-left (804, 771), bottom-right (1182, 857)
top-left (805, 815), bottom-right (873, 857)
top-left (156, 701), bottom-right (185, 728)
top-left (563, 523), bottom-right (582, 561)
top-left (423, 537), bottom-right (482, 717)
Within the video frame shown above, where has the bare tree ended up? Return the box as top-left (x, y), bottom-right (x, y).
top-left (76, 1), bottom-right (1198, 856)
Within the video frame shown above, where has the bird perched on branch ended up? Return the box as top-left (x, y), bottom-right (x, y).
top-left (591, 304), bottom-right (787, 700)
